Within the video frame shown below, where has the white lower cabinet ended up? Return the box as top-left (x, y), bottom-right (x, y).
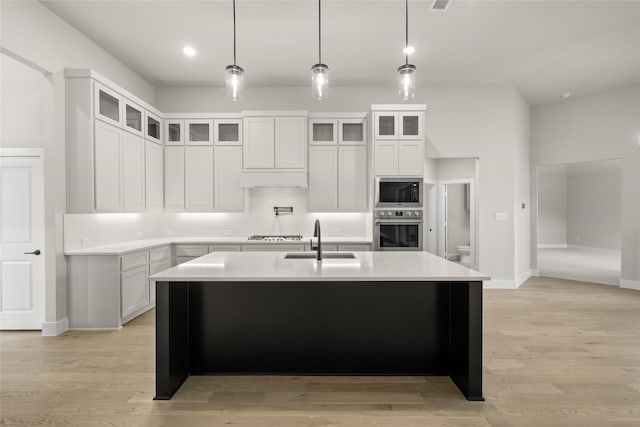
top-left (242, 244), bottom-right (307, 252)
top-left (165, 146), bottom-right (185, 211)
top-left (185, 146), bottom-right (214, 211)
top-left (149, 258), bottom-right (170, 305)
top-left (308, 146), bottom-right (338, 211)
top-left (145, 141), bottom-right (164, 211)
top-left (121, 265), bottom-right (149, 319)
top-left (209, 244), bottom-right (242, 252)
top-left (214, 146), bottom-right (244, 211)
top-left (122, 132), bottom-right (145, 211)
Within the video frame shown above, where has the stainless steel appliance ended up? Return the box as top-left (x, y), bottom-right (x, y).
top-left (247, 234), bottom-right (302, 242)
top-left (374, 209), bottom-right (423, 251)
top-left (375, 177), bottom-right (423, 208)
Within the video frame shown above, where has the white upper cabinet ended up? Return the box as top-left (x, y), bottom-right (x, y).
top-left (94, 120), bottom-right (123, 211)
top-left (308, 146), bottom-right (338, 211)
top-left (275, 117), bottom-right (306, 169)
top-left (164, 146), bottom-right (185, 211)
top-left (309, 119), bottom-right (338, 145)
top-left (185, 146), bottom-right (214, 211)
top-left (165, 120), bottom-right (184, 146)
top-left (397, 140), bottom-right (423, 176)
top-left (145, 111), bottom-right (162, 144)
top-left (214, 119), bottom-right (242, 146)
top-left (123, 99), bottom-right (144, 137)
top-left (145, 140), bottom-right (164, 211)
top-left (374, 112), bottom-right (398, 140)
top-left (186, 120), bottom-right (213, 145)
top-left (338, 145), bottom-right (368, 211)
top-left (398, 112), bottom-right (423, 139)
top-left (214, 146), bottom-right (244, 211)
top-left (122, 132), bottom-right (146, 211)
top-left (373, 140), bottom-right (399, 176)
top-left (339, 118), bottom-right (367, 145)
top-left (243, 117), bottom-right (275, 169)
top-left (94, 82), bottom-right (122, 127)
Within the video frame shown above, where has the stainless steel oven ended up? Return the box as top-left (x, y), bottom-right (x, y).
top-left (375, 177), bottom-right (423, 208)
top-left (374, 209), bottom-right (423, 251)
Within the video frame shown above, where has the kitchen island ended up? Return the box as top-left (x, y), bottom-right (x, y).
top-left (149, 251), bottom-right (489, 401)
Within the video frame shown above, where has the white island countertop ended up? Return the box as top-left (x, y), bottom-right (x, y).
top-left (148, 251), bottom-right (490, 282)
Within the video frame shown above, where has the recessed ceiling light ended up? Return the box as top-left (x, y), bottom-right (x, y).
top-left (561, 92), bottom-right (572, 99)
top-left (402, 46), bottom-right (415, 55)
top-left (183, 46), bottom-right (196, 57)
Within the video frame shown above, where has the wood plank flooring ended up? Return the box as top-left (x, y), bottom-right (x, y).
top-left (1, 276), bottom-right (640, 426)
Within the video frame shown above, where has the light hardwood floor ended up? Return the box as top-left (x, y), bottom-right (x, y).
top-left (1, 276), bottom-right (640, 426)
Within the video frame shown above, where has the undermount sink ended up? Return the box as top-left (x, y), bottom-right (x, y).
top-left (284, 252), bottom-right (356, 260)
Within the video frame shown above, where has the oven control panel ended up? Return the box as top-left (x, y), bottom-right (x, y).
top-left (375, 209), bottom-right (423, 218)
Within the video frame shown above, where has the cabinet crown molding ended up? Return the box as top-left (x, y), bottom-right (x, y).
top-left (242, 110), bottom-right (309, 117)
top-left (371, 104), bottom-right (427, 111)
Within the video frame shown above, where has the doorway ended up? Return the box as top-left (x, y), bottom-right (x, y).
top-left (0, 149), bottom-right (46, 330)
top-left (440, 180), bottom-right (476, 268)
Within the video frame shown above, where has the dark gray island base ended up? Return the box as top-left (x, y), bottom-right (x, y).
top-left (154, 279), bottom-right (483, 401)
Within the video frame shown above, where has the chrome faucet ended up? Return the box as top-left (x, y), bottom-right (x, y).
top-left (311, 219), bottom-right (322, 261)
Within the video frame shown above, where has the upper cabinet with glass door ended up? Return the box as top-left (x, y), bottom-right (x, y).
top-left (309, 119), bottom-right (338, 145)
top-left (186, 120), bottom-right (214, 145)
top-left (165, 120), bottom-right (184, 146)
top-left (339, 118), bottom-right (366, 145)
top-left (94, 82), bottom-right (123, 127)
top-left (214, 119), bottom-right (242, 146)
top-left (123, 99), bottom-right (144, 137)
top-left (145, 111), bottom-right (162, 144)
top-left (374, 112), bottom-right (423, 140)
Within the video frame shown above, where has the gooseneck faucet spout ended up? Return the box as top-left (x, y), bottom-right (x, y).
top-left (312, 219), bottom-right (322, 261)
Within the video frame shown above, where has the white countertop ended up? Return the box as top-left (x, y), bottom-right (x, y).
top-left (148, 251), bottom-right (490, 282)
top-left (64, 237), bottom-right (373, 256)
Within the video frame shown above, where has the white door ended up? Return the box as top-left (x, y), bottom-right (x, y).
top-left (275, 117), bottom-right (306, 169)
top-left (122, 132), bottom-right (145, 211)
top-left (0, 153), bottom-right (45, 329)
top-left (214, 146), bottom-right (244, 211)
top-left (338, 145), bottom-right (367, 211)
top-left (243, 118), bottom-right (274, 169)
top-left (94, 121), bottom-right (123, 211)
top-left (308, 146), bottom-right (338, 211)
top-left (398, 140), bottom-right (423, 176)
top-left (185, 146), bottom-right (214, 211)
top-left (374, 141), bottom-right (398, 175)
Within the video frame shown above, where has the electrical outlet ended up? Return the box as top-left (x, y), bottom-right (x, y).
top-left (80, 237), bottom-right (90, 247)
top-left (224, 229), bottom-right (233, 236)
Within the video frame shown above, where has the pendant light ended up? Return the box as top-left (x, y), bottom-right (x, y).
top-left (311, 0), bottom-right (328, 100)
top-left (226, 0), bottom-right (244, 101)
top-left (398, 0), bottom-right (416, 100)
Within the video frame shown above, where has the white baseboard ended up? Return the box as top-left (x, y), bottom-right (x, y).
top-left (42, 317), bottom-right (69, 336)
top-left (531, 269), bottom-right (539, 277)
top-left (484, 279), bottom-right (518, 289)
top-left (538, 243), bottom-right (567, 249)
top-left (69, 326), bottom-right (122, 331)
top-left (515, 269), bottom-right (533, 287)
top-left (568, 244), bottom-right (621, 254)
top-left (620, 279), bottom-right (640, 291)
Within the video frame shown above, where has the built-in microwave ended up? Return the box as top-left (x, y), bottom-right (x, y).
top-left (375, 177), bottom-right (423, 208)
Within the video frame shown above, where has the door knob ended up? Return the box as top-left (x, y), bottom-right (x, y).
top-left (24, 249), bottom-right (41, 256)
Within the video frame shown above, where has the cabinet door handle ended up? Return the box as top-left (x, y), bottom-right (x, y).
top-left (24, 249), bottom-right (41, 256)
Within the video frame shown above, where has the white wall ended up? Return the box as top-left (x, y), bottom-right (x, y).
top-left (1, 0), bottom-right (156, 324)
top-left (567, 169), bottom-right (621, 250)
top-left (532, 84), bottom-right (640, 286)
top-left (158, 85), bottom-right (529, 283)
top-left (446, 184), bottom-right (471, 252)
top-left (513, 91), bottom-right (531, 281)
top-left (435, 158), bottom-right (476, 181)
top-left (537, 170), bottom-right (567, 247)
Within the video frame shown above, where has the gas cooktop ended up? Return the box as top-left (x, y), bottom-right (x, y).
top-left (247, 234), bottom-right (303, 242)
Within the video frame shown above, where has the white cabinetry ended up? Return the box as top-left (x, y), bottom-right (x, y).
top-left (94, 120), bottom-right (123, 211)
top-left (308, 146), bottom-right (338, 210)
top-left (243, 114), bottom-right (307, 170)
top-left (338, 146), bottom-right (368, 211)
top-left (310, 119), bottom-right (338, 145)
top-left (243, 117), bottom-right (274, 168)
top-left (373, 111), bottom-right (423, 140)
top-left (145, 141), bottom-right (164, 211)
top-left (372, 106), bottom-right (425, 177)
top-left (275, 117), bottom-right (307, 168)
top-left (121, 265), bottom-right (149, 319)
top-left (165, 120), bottom-right (184, 146)
top-left (215, 146), bottom-right (244, 211)
top-left (122, 132), bottom-right (146, 211)
top-left (94, 82), bottom-right (122, 127)
top-left (164, 146), bottom-right (185, 211)
top-left (186, 120), bottom-right (213, 145)
top-left (185, 146), bottom-right (214, 211)
top-left (214, 119), bottom-right (242, 145)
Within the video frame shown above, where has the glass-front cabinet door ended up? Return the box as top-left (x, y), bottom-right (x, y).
top-left (399, 112), bottom-right (423, 139)
top-left (214, 119), bottom-right (242, 146)
top-left (186, 120), bottom-right (214, 145)
top-left (374, 112), bottom-right (398, 139)
top-left (123, 99), bottom-right (144, 137)
top-left (165, 120), bottom-right (184, 146)
top-left (309, 119), bottom-right (338, 145)
top-left (94, 82), bottom-right (122, 127)
top-left (145, 112), bottom-right (162, 144)
top-left (339, 118), bottom-right (366, 145)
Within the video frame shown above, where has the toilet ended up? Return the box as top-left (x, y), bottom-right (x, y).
top-left (456, 245), bottom-right (471, 265)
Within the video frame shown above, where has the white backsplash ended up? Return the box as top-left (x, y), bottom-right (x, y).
top-left (64, 188), bottom-right (372, 251)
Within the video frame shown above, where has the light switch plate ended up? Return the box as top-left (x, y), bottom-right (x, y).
top-left (495, 212), bottom-right (509, 221)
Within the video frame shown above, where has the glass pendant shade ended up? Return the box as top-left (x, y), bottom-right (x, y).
top-left (398, 64), bottom-right (416, 101)
top-left (225, 65), bottom-right (244, 102)
top-left (311, 63), bottom-right (329, 101)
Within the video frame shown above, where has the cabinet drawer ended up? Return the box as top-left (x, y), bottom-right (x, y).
top-left (242, 244), bottom-right (306, 252)
top-left (120, 251), bottom-right (149, 271)
top-left (149, 258), bottom-right (171, 275)
top-left (121, 265), bottom-right (149, 318)
top-left (209, 245), bottom-right (242, 252)
top-left (149, 246), bottom-right (170, 263)
top-left (175, 256), bottom-right (199, 265)
top-left (174, 245), bottom-right (208, 257)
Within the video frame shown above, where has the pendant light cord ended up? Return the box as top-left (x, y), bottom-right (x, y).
top-left (318, 0), bottom-right (322, 64)
top-left (233, 0), bottom-right (237, 66)
top-left (405, 0), bottom-right (409, 65)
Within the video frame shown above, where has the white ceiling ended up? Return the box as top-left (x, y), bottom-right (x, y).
top-left (41, 0), bottom-right (640, 106)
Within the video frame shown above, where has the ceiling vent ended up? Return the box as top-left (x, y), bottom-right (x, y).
top-left (431, 0), bottom-right (451, 11)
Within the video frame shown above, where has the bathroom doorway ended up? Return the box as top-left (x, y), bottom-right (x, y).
top-left (440, 180), bottom-right (476, 269)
